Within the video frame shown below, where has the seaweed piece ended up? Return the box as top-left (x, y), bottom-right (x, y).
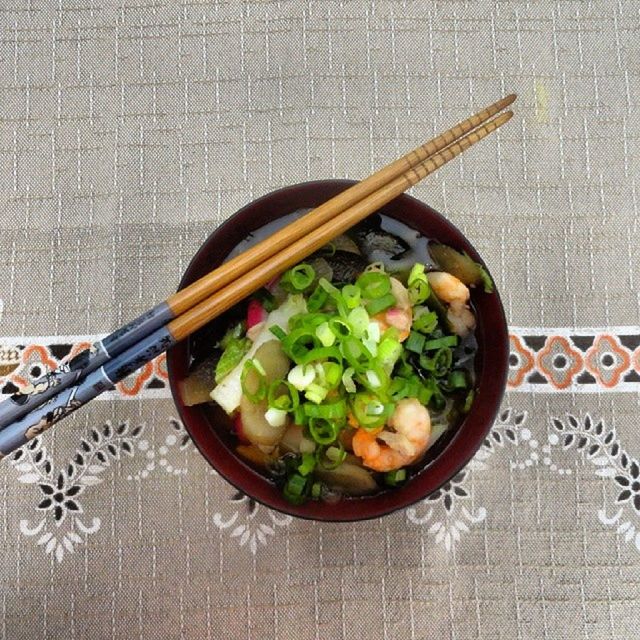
top-left (350, 215), bottom-right (410, 259)
top-left (324, 250), bottom-right (368, 283)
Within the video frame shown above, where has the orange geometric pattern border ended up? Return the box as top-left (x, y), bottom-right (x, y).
top-left (1, 329), bottom-right (639, 398)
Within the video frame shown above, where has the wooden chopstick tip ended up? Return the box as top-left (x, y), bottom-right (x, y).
top-left (497, 109), bottom-right (514, 125)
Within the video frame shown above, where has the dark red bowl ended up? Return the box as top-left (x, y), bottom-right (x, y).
top-left (167, 180), bottom-right (508, 521)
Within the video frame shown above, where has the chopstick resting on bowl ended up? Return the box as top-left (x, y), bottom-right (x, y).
top-left (0, 97), bottom-right (515, 456)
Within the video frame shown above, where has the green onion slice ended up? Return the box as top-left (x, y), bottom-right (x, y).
top-left (308, 417), bottom-right (339, 444)
top-left (356, 271), bottom-right (391, 299)
top-left (297, 452), bottom-right (316, 476)
top-left (423, 335), bottom-right (458, 350)
top-left (282, 263), bottom-right (316, 292)
top-left (240, 359), bottom-right (267, 403)
top-left (365, 293), bottom-right (397, 316)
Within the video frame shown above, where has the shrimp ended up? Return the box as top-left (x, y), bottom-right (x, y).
top-left (373, 277), bottom-right (413, 341)
top-left (426, 271), bottom-right (476, 337)
top-left (352, 398), bottom-right (431, 472)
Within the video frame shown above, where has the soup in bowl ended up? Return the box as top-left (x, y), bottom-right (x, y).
top-left (167, 180), bottom-right (508, 521)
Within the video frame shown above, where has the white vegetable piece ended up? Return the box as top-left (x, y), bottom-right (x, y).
top-left (210, 294), bottom-right (307, 414)
top-left (287, 363), bottom-right (316, 391)
top-left (264, 407), bottom-right (287, 427)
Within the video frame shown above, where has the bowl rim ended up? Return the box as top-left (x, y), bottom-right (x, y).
top-left (167, 179), bottom-right (509, 522)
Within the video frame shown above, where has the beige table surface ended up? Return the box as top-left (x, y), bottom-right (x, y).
top-left (1, 1), bottom-right (639, 638)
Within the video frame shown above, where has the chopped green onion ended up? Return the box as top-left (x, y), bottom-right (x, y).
top-left (365, 370), bottom-right (382, 389)
top-left (319, 361), bottom-right (343, 388)
top-left (342, 367), bottom-right (356, 393)
top-left (347, 307), bottom-right (369, 337)
top-left (356, 364), bottom-right (388, 393)
top-left (417, 382), bottom-right (434, 405)
top-left (329, 317), bottom-right (351, 338)
top-left (282, 328), bottom-right (319, 362)
top-left (364, 262), bottom-right (385, 273)
top-left (365, 322), bottom-right (381, 344)
top-left (412, 309), bottom-right (438, 334)
top-left (405, 331), bottom-right (426, 354)
top-left (299, 346), bottom-right (343, 366)
top-left (407, 264), bottom-right (430, 305)
top-left (423, 335), bottom-right (458, 350)
top-left (316, 442), bottom-right (347, 470)
top-left (287, 364), bottom-right (316, 391)
top-left (292, 405), bottom-right (306, 425)
top-left (311, 481), bottom-right (323, 499)
top-left (282, 263), bottom-right (316, 291)
top-left (408, 263), bottom-right (426, 285)
top-left (384, 469), bottom-right (407, 486)
top-left (340, 336), bottom-right (372, 370)
top-left (420, 347), bottom-right (453, 377)
top-left (308, 417), bottom-right (339, 444)
top-left (447, 369), bottom-right (468, 390)
top-left (268, 379), bottom-right (300, 411)
top-left (351, 392), bottom-right (390, 429)
top-left (315, 321), bottom-right (336, 347)
top-left (362, 338), bottom-right (378, 358)
top-left (365, 293), bottom-right (397, 316)
top-left (269, 325), bottom-right (287, 341)
top-left (283, 473), bottom-right (308, 504)
top-left (240, 359), bottom-right (267, 402)
top-left (408, 265), bottom-right (429, 301)
top-left (305, 383), bottom-right (329, 404)
top-left (297, 452), bottom-right (316, 476)
top-left (318, 278), bottom-right (347, 316)
top-left (378, 335), bottom-right (403, 374)
top-left (307, 285), bottom-right (329, 312)
top-left (303, 399), bottom-right (347, 420)
top-left (408, 280), bottom-right (430, 305)
top-left (365, 399), bottom-right (385, 416)
top-left (430, 388), bottom-right (446, 411)
top-left (356, 271), bottom-right (391, 298)
top-left (341, 284), bottom-right (361, 309)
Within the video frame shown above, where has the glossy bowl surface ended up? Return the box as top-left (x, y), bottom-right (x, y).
top-left (167, 180), bottom-right (509, 521)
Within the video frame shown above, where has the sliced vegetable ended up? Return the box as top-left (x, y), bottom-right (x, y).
top-left (315, 461), bottom-right (379, 495)
top-left (179, 355), bottom-right (219, 406)
top-left (429, 243), bottom-right (494, 292)
top-left (210, 294), bottom-right (307, 414)
top-left (215, 336), bottom-right (251, 384)
top-left (238, 341), bottom-right (291, 446)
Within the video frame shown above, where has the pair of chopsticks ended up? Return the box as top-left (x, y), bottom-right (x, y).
top-left (0, 95), bottom-right (515, 456)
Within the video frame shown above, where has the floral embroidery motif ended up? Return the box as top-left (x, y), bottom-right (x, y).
top-left (128, 417), bottom-right (202, 480)
top-left (545, 414), bottom-right (640, 553)
top-left (508, 334), bottom-right (535, 388)
top-left (12, 421), bottom-right (144, 562)
top-left (584, 335), bottom-right (631, 388)
top-left (407, 408), bottom-right (527, 550)
top-left (213, 490), bottom-right (293, 555)
top-left (537, 336), bottom-right (583, 389)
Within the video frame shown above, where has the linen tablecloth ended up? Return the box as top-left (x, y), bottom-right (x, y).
top-left (1, 1), bottom-right (638, 638)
